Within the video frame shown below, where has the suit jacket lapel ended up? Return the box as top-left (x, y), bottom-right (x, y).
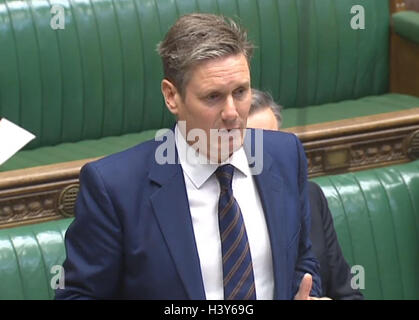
top-left (244, 129), bottom-right (288, 299)
top-left (149, 159), bottom-right (206, 300)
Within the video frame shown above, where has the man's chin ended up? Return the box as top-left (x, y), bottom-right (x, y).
top-left (210, 139), bottom-right (244, 164)
top-left (184, 127), bottom-right (247, 164)
top-left (218, 129), bottom-right (245, 159)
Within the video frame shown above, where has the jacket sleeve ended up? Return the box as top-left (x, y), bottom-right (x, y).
top-left (292, 135), bottom-right (323, 298)
top-left (315, 183), bottom-right (364, 299)
top-left (55, 162), bottom-right (123, 299)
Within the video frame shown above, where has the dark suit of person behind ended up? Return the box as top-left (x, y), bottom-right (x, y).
top-left (308, 182), bottom-right (363, 299)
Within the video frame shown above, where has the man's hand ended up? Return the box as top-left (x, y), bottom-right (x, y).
top-left (294, 273), bottom-right (332, 300)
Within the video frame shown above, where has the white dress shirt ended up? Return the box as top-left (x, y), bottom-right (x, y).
top-left (175, 125), bottom-right (274, 300)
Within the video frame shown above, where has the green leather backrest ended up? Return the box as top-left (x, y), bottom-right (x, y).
top-left (0, 0), bottom-right (389, 150)
top-left (0, 218), bottom-right (72, 299)
top-left (312, 160), bottom-right (419, 299)
top-left (1, 161), bottom-right (418, 299)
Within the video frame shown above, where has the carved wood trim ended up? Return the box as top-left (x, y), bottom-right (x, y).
top-left (305, 129), bottom-right (413, 177)
top-left (404, 129), bottom-right (419, 160)
top-left (0, 179), bottom-right (79, 229)
top-left (285, 109), bottom-right (419, 176)
top-left (0, 159), bottom-right (97, 229)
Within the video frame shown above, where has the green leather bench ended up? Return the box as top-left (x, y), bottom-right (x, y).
top-left (313, 160), bottom-right (419, 299)
top-left (1, 160), bottom-right (418, 300)
top-left (1, 0), bottom-right (419, 172)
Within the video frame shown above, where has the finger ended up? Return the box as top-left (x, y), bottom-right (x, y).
top-left (294, 273), bottom-right (312, 300)
top-left (309, 296), bottom-right (332, 300)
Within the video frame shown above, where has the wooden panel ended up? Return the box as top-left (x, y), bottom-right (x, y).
top-left (390, 31), bottom-right (419, 97)
top-left (390, 0), bottom-right (419, 97)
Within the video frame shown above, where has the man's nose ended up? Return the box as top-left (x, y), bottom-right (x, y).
top-left (221, 95), bottom-right (239, 121)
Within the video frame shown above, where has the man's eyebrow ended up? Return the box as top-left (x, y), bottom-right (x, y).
top-left (227, 82), bottom-right (250, 91)
top-left (199, 79), bottom-right (250, 93)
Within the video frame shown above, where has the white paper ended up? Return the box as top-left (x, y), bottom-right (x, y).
top-left (0, 118), bottom-right (36, 165)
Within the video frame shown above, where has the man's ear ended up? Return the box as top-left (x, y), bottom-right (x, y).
top-left (161, 79), bottom-right (181, 116)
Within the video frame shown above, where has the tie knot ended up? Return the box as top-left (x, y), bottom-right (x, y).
top-left (215, 164), bottom-right (235, 191)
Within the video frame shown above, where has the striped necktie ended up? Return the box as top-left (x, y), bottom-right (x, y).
top-left (215, 164), bottom-right (256, 300)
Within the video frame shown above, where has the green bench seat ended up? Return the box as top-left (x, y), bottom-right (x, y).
top-left (392, 10), bottom-right (419, 45)
top-left (312, 160), bottom-right (419, 299)
top-left (282, 93), bottom-right (419, 128)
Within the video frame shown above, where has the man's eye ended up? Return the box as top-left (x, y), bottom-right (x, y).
top-left (234, 87), bottom-right (247, 98)
top-left (207, 93), bottom-right (220, 101)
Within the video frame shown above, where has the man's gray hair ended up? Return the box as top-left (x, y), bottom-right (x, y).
top-left (157, 13), bottom-right (254, 97)
top-left (250, 89), bottom-right (283, 129)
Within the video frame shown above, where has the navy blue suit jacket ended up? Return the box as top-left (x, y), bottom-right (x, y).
top-left (55, 129), bottom-right (321, 299)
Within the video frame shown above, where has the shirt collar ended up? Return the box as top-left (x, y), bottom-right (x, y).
top-left (175, 124), bottom-right (249, 189)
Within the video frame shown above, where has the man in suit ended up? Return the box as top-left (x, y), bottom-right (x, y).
top-left (247, 89), bottom-right (364, 300)
top-left (56, 13), bottom-right (322, 300)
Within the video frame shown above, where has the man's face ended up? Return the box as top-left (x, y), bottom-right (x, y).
top-left (163, 54), bottom-right (251, 162)
top-left (247, 107), bottom-right (279, 131)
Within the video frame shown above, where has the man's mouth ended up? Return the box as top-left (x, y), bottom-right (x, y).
top-left (217, 128), bottom-right (241, 132)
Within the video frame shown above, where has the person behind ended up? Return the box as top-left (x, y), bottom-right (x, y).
top-left (55, 13), bottom-right (322, 300)
top-left (247, 89), bottom-right (364, 300)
